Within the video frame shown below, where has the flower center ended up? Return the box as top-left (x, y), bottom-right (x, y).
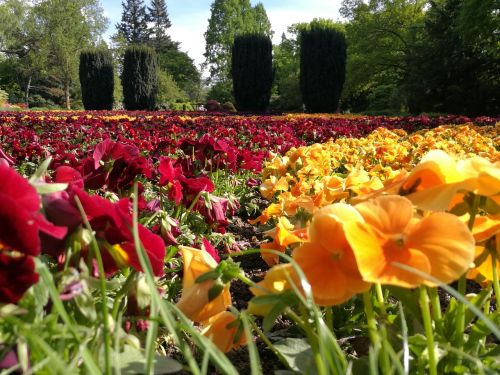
top-left (388, 234), bottom-right (407, 248)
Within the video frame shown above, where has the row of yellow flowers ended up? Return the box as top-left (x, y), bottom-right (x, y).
top-left (174, 123), bottom-right (499, 353)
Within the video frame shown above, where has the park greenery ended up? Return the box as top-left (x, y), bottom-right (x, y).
top-left (0, 1), bottom-right (499, 374)
top-left (0, 0), bottom-right (498, 114)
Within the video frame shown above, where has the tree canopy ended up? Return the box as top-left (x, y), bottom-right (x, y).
top-left (204, 0), bottom-right (273, 84)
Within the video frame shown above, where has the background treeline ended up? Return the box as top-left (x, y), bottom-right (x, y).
top-left (0, 0), bottom-right (498, 115)
top-left (0, 0), bottom-right (200, 110)
top-left (270, 0), bottom-right (498, 116)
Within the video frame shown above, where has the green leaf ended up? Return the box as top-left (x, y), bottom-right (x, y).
top-left (262, 299), bottom-right (287, 332)
top-left (273, 338), bottom-right (316, 374)
top-left (196, 270), bottom-right (220, 283)
top-left (32, 182), bottom-right (68, 195)
top-left (208, 280), bottom-right (225, 302)
top-left (111, 345), bottom-right (183, 375)
top-left (29, 157), bottom-right (52, 183)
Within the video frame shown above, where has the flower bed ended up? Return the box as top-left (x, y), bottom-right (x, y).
top-left (0, 112), bottom-right (499, 374)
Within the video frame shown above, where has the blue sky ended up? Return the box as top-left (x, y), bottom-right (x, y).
top-left (102, 0), bottom-right (342, 69)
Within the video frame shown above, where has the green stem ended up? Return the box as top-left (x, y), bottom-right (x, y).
top-left (325, 307), bottom-right (334, 333)
top-left (492, 252), bottom-right (500, 312)
top-left (236, 273), bottom-right (256, 287)
top-left (419, 286), bottom-right (437, 375)
top-left (249, 317), bottom-right (293, 372)
top-left (373, 285), bottom-right (390, 373)
top-left (455, 195), bottom-right (480, 352)
top-left (74, 197), bottom-right (112, 375)
top-left (375, 284), bottom-right (387, 317)
top-left (284, 308), bottom-right (311, 337)
top-left (428, 287), bottom-right (443, 334)
top-left (285, 308), bottom-right (326, 375)
top-left (179, 191), bottom-right (203, 225)
top-left (363, 291), bottom-right (380, 348)
top-left (111, 270), bottom-right (138, 319)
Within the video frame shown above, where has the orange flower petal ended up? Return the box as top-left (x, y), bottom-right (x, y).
top-left (248, 263), bottom-right (299, 316)
top-left (293, 242), bottom-right (369, 306)
top-left (345, 221), bottom-right (430, 288)
top-left (354, 195), bottom-right (413, 234)
top-left (407, 212), bottom-right (475, 286)
top-left (308, 203), bottom-right (364, 253)
top-left (202, 311), bottom-right (247, 353)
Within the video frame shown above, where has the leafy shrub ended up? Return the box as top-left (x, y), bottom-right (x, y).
top-left (157, 70), bottom-right (186, 106)
top-left (222, 101), bottom-right (237, 112)
top-left (121, 45), bottom-right (159, 110)
top-left (300, 19), bottom-right (347, 113)
top-left (79, 48), bottom-right (115, 110)
top-left (206, 81), bottom-right (233, 104)
top-left (169, 102), bottom-right (194, 111)
top-left (231, 33), bottom-right (274, 112)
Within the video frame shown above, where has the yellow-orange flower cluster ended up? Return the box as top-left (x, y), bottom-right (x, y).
top-left (175, 246), bottom-right (246, 352)
top-left (250, 142), bottom-right (500, 306)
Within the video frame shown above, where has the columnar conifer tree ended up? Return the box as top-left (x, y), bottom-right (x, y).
top-left (121, 45), bottom-right (158, 110)
top-left (231, 34), bottom-right (273, 112)
top-left (299, 19), bottom-right (347, 113)
top-left (79, 48), bottom-right (114, 110)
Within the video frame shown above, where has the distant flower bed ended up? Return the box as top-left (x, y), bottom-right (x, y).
top-left (0, 111), bottom-right (498, 374)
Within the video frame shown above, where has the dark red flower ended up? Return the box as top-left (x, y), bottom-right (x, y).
top-left (0, 164), bottom-right (66, 257)
top-left (0, 253), bottom-right (39, 304)
top-left (201, 237), bottom-right (220, 263)
top-left (80, 140), bottom-right (152, 192)
top-left (73, 189), bottom-right (166, 276)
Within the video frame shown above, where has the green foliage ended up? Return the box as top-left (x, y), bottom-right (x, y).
top-left (79, 48), bottom-right (114, 110)
top-left (340, 0), bottom-right (426, 113)
top-left (0, 0), bottom-right (108, 109)
top-left (157, 70), bottom-right (186, 106)
top-left (272, 27), bottom-right (303, 111)
top-left (0, 88), bottom-right (8, 106)
top-left (204, 0), bottom-right (273, 83)
top-left (231, 33), bottom-right (273, 112)
top-left (169, 102), bottom-right (194, 111)
top-left (299, 19), bottom-right (346, 113)
top-left (206, 81), bottom-right (233, 104)
top-left (121, 45), bottom-right (159, 110)
top-left (404, 0), bottom-right (499, 116)
top-left (158, 49), bottom-right (201, 101)
top-left (146, 0), bottom-right (177, 51)
top-left (116, 0), bottom-right (150, 44)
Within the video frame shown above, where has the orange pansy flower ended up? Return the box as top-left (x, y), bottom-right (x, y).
top-left (175, 246), bottom-right (231, 323)
top-left (400, 150), bottom-right (473, 211)
top-left (345, 196), bottom-right (475, 288)
top-left (292, 204), bottom-right (370, 306)
top-left (202, 311), bottom-right (247, 353)
top-left (248, 263), bottom-right (299, 316)
top-left (467, 241), bottom-right (500, 283)
top-left (260, 217), bottom-right (307, 266)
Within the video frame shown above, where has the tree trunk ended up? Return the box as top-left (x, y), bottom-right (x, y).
top-left (25, 76), bottom-right (31, 107)
top-left (65, 80), bottom-right (71, 109)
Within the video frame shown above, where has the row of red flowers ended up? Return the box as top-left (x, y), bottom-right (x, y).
top-left (1, 112), bottom-right (496, 175)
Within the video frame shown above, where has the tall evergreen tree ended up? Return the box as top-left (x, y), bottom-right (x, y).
top-left (79, 48), bottom-right (114, 110)
top-left (147, 0), bottom-right (177, 51)
top-left (121, 45), bottom-right (159, 110)
top-left (300, 19), bottom-right (347, 113)
top-left (116, 0), bottom-right (149, 44)
top-left (231, 33), bottom-right (273, 112)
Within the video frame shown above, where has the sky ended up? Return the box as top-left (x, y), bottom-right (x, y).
top-left (102, 0), bottom-right (343, 69)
